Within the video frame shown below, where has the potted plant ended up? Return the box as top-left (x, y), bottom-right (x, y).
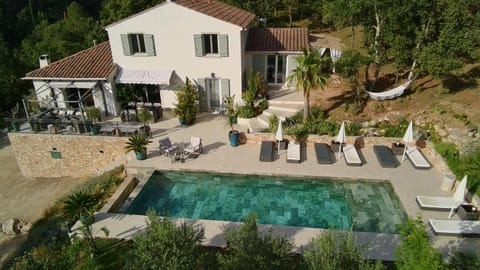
top-left (124, 134), bottom-right (152, 160)
top-left (86, 107), bottom-right (102, 135)
top-left (173, 78), bottom-right (199, 125)
top-left (224, 96), bottom-right (240, 147)
top-left (137, 105), bottom-right (153, 137)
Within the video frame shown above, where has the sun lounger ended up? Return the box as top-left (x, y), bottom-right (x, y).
top-left (259, 141), bottom-right (274, 162)
top-left (183, 137), bottom-right (203, 159)
top-left (287, 141), bottom-right (301, 163)
top-left (343, 144), bottom-right (362, 166)
top-left (429, 219), bottom-right (480, 236)
top-left (406, 147), bottom-right (431, 169)
top-left (416, 195), bottom-right (465, 210)
top-left (314, 143), bottom-right (333, 164)
top-left (373, 145), bottom-right (399, 168)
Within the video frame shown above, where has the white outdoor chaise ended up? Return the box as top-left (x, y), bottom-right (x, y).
top-left (343, 144), bottom-right (362, 166)
top-left (406, 147), bottom-right (431, 169)
top-left (429, 219), bottom-right (480, 236)
top-left (183, 136), bottom-right (203, 159)
top-left (417, 176), bottom-right (468, 219)
top-left (287, 141), bottom-right (301, 163)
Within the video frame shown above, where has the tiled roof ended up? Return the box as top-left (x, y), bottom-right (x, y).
top-left (175, 0), bottom-right (255, 28)
top-left (246, 28), bottom-right (309, 52)
top-left (25, 42), bottom-right (115, 80)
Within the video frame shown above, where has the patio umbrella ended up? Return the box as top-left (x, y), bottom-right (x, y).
top-left (402, 120), bottom-right (414, 161)
top-left (336, 121), bottom-right (346, 158)
top-left (275, 118), bottom-right (283, 157)
top-left (448, 175), bottom-right (468, 219)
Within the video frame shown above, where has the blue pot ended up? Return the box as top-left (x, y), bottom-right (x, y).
top-left (135, 151), bottom-right (146, 160)
top-left (228, 131), bottom-right (240, 147)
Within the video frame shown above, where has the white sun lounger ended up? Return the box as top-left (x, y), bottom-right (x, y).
top-left (343, 144), bottom-right (362, 166)
top-left (416, 195), bottom-right (463, 210)
top-left (406, 147), bottom-right (431, 169)
top-left (287, 141), bottom-right (301, 163)
top-left (429, 219), bottom-right (480, 236)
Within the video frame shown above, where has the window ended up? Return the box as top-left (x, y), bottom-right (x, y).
top-left (194, 34), bottom-right (228, 57)
top-left (129, 34), bottom-right (146, 54)
top-left (121, 34), bottom-right (156, 56)
top-left (203, 34), bottom-right (218, 54)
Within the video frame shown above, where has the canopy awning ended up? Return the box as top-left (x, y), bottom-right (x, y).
top-left (116, 69), bottom-right (173, 85)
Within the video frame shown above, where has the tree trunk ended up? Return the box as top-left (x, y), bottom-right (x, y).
top-left (303, 92), bottom-right (310, 122)
top-left (371, 5), bottom-right (382, 91)
top-left (408, 14), bottom-right (432, 81)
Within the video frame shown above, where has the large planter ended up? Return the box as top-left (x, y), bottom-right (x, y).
top-left (135, 151), bottom-right (146, 160)
top-left (228, 131), bottom-right (240, 147)
top-left (178, 117), bottom-right (194, 126)
top-left (90, 125), bottom-right (100, 135)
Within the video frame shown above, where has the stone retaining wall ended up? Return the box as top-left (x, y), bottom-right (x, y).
top-left (8, 133), bottom-right (128, 178)
top-left (244, 133), bottom-right (452, 176)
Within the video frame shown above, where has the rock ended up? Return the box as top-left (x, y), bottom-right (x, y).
top-left (2, 218), bottom-right (20, 235)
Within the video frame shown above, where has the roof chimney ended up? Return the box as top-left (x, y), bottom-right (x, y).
top-left (39, 54), bottom-right (50, 68)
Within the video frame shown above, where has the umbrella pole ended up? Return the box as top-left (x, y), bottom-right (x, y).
top-left (448, 204), bottom-right (456, 219)
top-left (402, 144), bottom-right (407, 161)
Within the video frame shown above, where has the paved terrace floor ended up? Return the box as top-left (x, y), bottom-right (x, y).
top-left (96, 111), bottom-right (479, 261)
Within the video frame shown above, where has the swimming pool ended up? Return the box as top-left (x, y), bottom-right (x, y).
top-left (125, 171), bottom-right (407, 233)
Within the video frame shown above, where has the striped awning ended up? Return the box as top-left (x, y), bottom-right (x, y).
top-left (116, 69), bottom-right (173, 85)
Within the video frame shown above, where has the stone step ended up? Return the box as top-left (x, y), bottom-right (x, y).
top-left (268, 103), bottom-right (303, 113)
top-left (257, 114), bottom-right (270, 127)
top-left (262, 108), bottom-right (297, 121)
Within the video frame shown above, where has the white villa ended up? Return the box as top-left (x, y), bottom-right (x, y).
top-left (23, 0), bottom-right (309, 117)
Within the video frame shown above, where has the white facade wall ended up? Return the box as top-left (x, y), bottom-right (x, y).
top-left (106, 2), bottom-right (246, 105)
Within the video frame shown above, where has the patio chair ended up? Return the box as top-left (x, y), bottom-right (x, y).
top-left (429, 219), bottom-right (480, 236)
top-left (287, 141), bottom-right (301, 163)
top-left (343, 144), bottom-right (362, 166)
top-left (183, 136), bottom-right (203, 159)
top-left (314, 143), bottom-right (333, 164)
top-left (259, 141), bottom-right (274, 162)
top-left (159, 137), bottom-right (178, 157)
top-left (406, 147), bottom-right (431, 169)
top-left (373, 145), bottom-right (399, 168)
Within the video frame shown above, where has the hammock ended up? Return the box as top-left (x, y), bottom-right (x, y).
top-left (365, 80), bottom-right (412, 100)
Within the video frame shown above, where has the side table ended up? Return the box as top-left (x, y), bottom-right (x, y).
top-left (391, 142), bottom-right (405, 155)
top-left (457, 204), bottom-right (479, 220)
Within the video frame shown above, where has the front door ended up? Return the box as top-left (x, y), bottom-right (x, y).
top-left (266, 55), bottom-right (286, 84)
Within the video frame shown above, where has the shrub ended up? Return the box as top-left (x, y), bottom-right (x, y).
top-left (217, 213), bottom-right (296, 270)
top-left (268, 114), bottom-right (279, 133)
top-left (258, 99), bottom-right (269, 111)
top-left (237, 105), bottom-right (256, 118)
top-left (378, 118), bottom-right (409, 138)
top-left (346, 121), bottom-right (362, 136)
top-left (173, 77), bottom-right (200, 125)
top-left (395, 217), bottom-right (444, 270)
top-left (285, 123), bottom-right (309, 142)
top-left (126, 210), bottom-right (206, 270)
top-left (304, 229), bottom-right (384, 270)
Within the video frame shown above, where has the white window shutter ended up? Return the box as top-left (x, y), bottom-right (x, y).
top-left (144, 34), bottom-right (156, 56)
top-left (194, 34), bottom-right (204, 57)
top-left (219, 35), bottom-right (229, 57)
top-left (197, 78), bottom-right (208, 111)
top-left (121, 34), bottom-right (132, 56)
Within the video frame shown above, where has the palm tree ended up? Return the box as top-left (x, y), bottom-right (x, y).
top-left (287, 48), bottom-right (329, 121)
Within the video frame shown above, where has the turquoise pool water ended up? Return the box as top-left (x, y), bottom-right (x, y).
top-left (125, 171), bottom-right (407, 233)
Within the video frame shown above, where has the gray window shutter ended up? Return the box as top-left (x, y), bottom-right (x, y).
top-left (194, 34), bottom-right (204, 57)
top-left (197, 78), bottom-right (208, 111)
top-left (219, 34), bottom-right (229, 57)
top-left (121, 34), bottom-right (132, 56)
top-left (220, 79), bottom-right (230, 104)
top-left (144, 34), bottom-right (156, 56)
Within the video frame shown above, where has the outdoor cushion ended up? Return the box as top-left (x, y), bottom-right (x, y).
top-left (259, 141), bottom-right (274, 162)
top-left (373, 145), bottom-right (399, 168)
top-left (314, 143), bottom-right (333, 164)
top-left (343, 144), bottom-right (362, 166)
top-left (416, 195), bottom-right (464, 210)
top-left (287, 141), bottom-right (301, 163)
top-left (406, 147), bottom-right (431, 169)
